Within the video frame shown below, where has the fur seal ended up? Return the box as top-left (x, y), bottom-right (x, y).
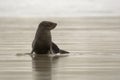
top-left (31, 21), bottom-right (69, 54)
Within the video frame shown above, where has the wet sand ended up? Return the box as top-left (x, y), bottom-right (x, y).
top-left (0, 17), bottom-right (120, 80)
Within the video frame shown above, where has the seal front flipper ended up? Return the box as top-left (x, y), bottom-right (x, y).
top-left (52, 42), bottom-right (69, 54)
top-left (31, 39), bottom-right (37, 54)
top-left (31, 49), bottom-right (34, 54)
top-left (59, 49), bottom-right (69, 54)
top-left (52, 42), bottom-right (59, 53)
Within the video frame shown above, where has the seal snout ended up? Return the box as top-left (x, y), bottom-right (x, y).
top-left (52, 23), bottom-right (57, 28)
top-left (54, 23), bottom-right (57, 27)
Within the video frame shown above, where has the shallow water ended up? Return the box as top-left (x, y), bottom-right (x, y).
top-left (0, 17), bottom-right (120, 80)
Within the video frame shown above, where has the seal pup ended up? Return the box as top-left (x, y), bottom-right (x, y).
top-left (31, 21), bottom-right (69, 54)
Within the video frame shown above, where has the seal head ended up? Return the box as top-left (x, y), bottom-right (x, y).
top-left (39, 21), bottom-right (57, 30)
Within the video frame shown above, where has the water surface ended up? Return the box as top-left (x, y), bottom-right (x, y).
top-left (0, 17), bottom-right (120, 80)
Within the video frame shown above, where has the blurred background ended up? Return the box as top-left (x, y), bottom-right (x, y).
top-left (0, 0), bottom-right (120, 17)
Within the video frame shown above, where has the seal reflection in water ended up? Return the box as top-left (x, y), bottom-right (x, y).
top-left (32, 54), bottom-right (60, 80)
top-left (31, 21), bottom-right (69, 54)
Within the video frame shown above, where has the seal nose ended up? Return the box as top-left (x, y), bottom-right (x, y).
top-left (54, 23), bottom-right (57, 27)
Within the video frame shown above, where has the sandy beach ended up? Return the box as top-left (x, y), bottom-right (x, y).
top-left (0, 17), bottom-right (120, 80)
